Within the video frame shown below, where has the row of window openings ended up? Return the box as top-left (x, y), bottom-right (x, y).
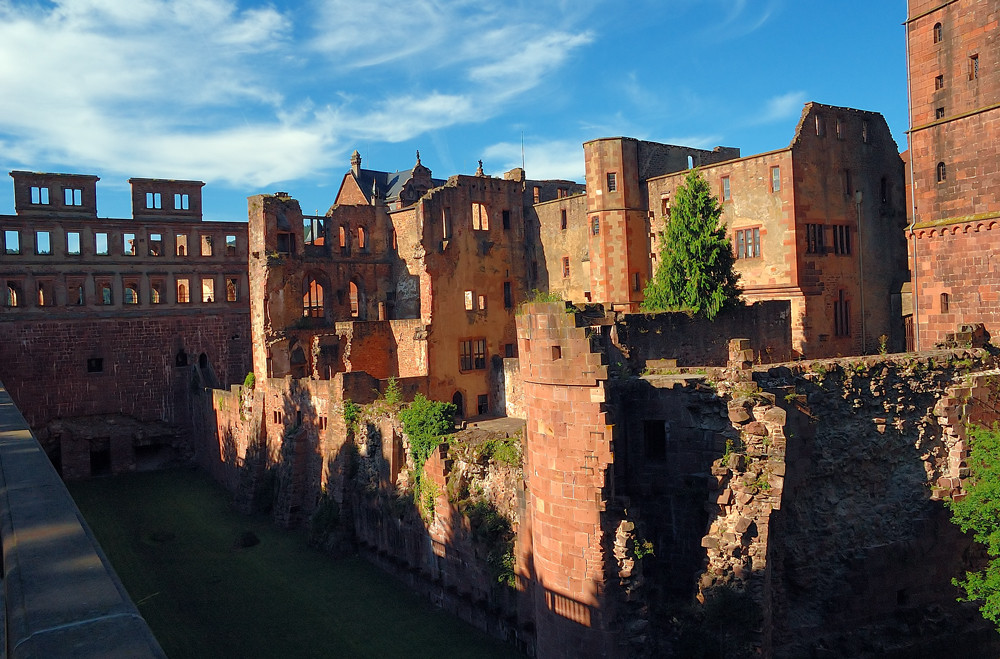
top-left (302, 279), bottom-right (362, 318)
top-left (532, 187), bottom-right (572, 203)
top-left (25, 187), bottom-right (191, 211)
top-left (441, 205), bottom-right (512, 238)
top-left (5, 277), bottom-right (239, 308)
top-left (144, 192), bottom-right (190, 210)
top-left (458, 338), bottom-right (515, 370)
top-left (815, 116), bottom-right (871, 143)
top-left (302, 219), bottom-right (371, 250)
top-left (804, 224), bottom-right (852, 255)
top-left (2, 230), bottom-right (237, 257)
top-left (464, 282), bottom-right (515, 310)
top-left (271, 410), bottom-right (329, 430)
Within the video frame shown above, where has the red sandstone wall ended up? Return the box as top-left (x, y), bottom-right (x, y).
top-left (517, 302), bottom-right (619, 657)
top-left (0, 313), bottom-right (250, 433)
top-left (910, 222), bottom-right (1000, 344)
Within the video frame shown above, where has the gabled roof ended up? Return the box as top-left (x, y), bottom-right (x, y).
top-left (352, 167), bottom-right (445, 204)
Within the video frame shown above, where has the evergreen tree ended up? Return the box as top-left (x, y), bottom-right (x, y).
top-left (641, 169), bottom-right (741, 319)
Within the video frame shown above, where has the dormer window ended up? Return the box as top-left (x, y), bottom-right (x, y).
top-left (146, 192), bottom-right (162, 209)
top-left (30, 186), bottom-right (49, 205)
top-left (63, 188), bottom-right (82, 206)
top-left (174, 193), bottom-right (189, 210)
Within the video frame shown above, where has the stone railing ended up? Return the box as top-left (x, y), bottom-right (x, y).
top-left (0, 380), bottom-right (164, 658)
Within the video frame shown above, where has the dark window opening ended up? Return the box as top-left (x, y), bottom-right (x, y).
top-left (591, 216), bottom-right (600, 236)
top-left (551, 345), bottom-right (562, 360)
top-left (276, 232), bottom-right (293, 254)
top-left (560, 209), bottom-right (567, 230)
top-left (832, 225), bottom-right (851, 255)
top-left (477, 395), bottom-right (488, 416)
top-left (503, 281), bottom-right (513, 309)
top-left (175, 350), bottom-right (188, 367)
top-left (502, 209), bottom-right (511, 230)
top-left (834, 290), bottom-right (851, 337)
top-left (643, 420), bottom-right (667, 461)
top-left (805, 224), bottom-right (825, 254)
top-left (87, 358), bottom-right (103, 373)
top-left (937, 161), bottom-right (947, 182)
top-left (933, 22), bottom-right (942, 43)
top-left (606, 172), bottom-right (617, 192)
top-left (452, 391), bottom-right (464, 418)
top-left (941, 292), bottom-right (950, 313)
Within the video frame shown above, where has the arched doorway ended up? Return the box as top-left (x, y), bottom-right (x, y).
top-left (452, 391), bottom-right (464, 418)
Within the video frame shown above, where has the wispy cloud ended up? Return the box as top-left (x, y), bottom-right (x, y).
top-left (704, 0), bottom-right (780, 41)
top-left (483, 139), bottom-right (585, 181)
top-left (755, 91), bottom-right (808, 124)
top-left (0, 0), bottom-right (595, 188)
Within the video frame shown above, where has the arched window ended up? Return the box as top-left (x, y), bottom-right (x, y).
top-left (357, 226), bottom-right (367, 250)
top-left (5, 282), bottom-right (19, 307)
top-left (303, 277), bottom-right (324, 317)
top-left (124, 285), bottom-right (139, 304)
top-left (349, 282), bottom-right (360, 317)
top-left (933, 22), bottom-right (942, 43)
top-left (937, 161), bottom-right (947, 182)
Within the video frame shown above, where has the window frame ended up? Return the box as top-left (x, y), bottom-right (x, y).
top-left (734, 226), bottom-right (761, 260)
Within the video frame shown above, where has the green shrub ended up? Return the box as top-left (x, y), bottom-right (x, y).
top-left (947, 424), bottom-right (1000, 628)
top-left (343, 400), bottom-right (361, 431)
top-left (479, 435), bottom-right (522, 467)
top-left (243, 371), bottom-right (256, 390)
top-left (383, 377), bottom-right (403, 406)
top-left (398, 394), bottom-right (456, 472)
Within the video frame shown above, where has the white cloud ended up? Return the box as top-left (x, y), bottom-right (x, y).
top-left (0, 0), bottom-right (595, 189)
top-left (483, 139), bottom-right (585, 182)
top-left (756, 91), bottom-right (808, 124)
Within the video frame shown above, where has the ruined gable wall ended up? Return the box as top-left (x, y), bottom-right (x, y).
top-left (533, 194), bottom-right (591, 302)
top-left (791, 105), bottom-right (908, 355)
top-left (418, 177), bottom-right (527, 414)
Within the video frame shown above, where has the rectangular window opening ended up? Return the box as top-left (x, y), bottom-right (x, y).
top-left (35, 231), bottom-right (51, 255)
top-left (606, 172), bottom-right (617, 192)
top-left (3, 230), bottom-right (19, 255)
top-left (123, 232), bottom-right (136, 256)
top-left (67, 231), bottom-right (81, 255)
top-left (174, 193), bottom-right (189, 210)
top-left (149, 233), bottom-right (162, 256)
top-left (226, 234), bottom-right (237, 256)
top-left (64, 188), bottom-right (82, 206)
top-left (30, 186), bottom-right (50, 205)
top-left (200, 234), bottom-right (213, 257)
top-left (202, 278), bottom-right (215, 303)
top-left (146, 192), bottom-right (162, 209)
top-left (176, 234), bottom-right (188, 256)
top-left (95, 232), bottom-right (109, 255)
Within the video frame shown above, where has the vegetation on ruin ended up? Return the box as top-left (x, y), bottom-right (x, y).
top-left (641, 169), bottom-right (741, 320)
top-left (947, 424), bottom-right (1000, 628)
top-left (399, 394), bottom-right (456, 472)
top-left (68, 470), bottom-right (514, 658)
top-left (243, 371), bottom-right (255, 390)
top-left (342, 399), bottom-right (361, 432)
top-left (465, 499), bottom-right (517, 587)
top-left (399, 394), bottom-right (456, 520)
top-left (476, 433), bottom-right (522, 468)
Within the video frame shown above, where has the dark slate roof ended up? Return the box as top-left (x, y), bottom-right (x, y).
top-left (353, 167), bottom-right (445, 204)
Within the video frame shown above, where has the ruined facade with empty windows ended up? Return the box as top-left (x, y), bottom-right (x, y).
top-left (533, 103), bottom-right (909, 358)
top-left (0, 171), bottom-right (251, 478)
top-left (248, 152), bottom-right (584, 426)
top-left (905, 0), bottom-right (1000, 348)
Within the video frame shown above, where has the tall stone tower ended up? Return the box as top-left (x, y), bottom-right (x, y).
top-left (906, 0), bottom-right (1000, 346)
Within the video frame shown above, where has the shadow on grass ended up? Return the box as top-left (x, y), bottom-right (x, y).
top-left (68, 468), bottom-right (518, 659)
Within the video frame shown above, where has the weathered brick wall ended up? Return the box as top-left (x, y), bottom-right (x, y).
top-left (610, 301), bottom-right (792, 369)
top-left (0, 313), bottom-right (250, 431)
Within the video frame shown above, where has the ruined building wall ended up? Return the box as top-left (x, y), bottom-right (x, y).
top-left (418, 175), bottom-right (528, 416)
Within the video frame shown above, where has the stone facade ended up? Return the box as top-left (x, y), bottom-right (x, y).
top-left (906, 0), bottom-right (1000, 348)
top-left (0, 171), bottom-right (251, 478)
top-left (538, 104), bottom-right (908, 359)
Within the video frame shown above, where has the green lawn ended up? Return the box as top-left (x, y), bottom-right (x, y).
top-left (69, 469), bottom-right (519, 659)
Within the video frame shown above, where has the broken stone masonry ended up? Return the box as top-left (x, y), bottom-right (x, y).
top-left (204, 304), bottom-right (1000, 657)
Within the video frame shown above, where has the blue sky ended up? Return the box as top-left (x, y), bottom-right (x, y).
top-left (0, 0), bottom-right (910, 222)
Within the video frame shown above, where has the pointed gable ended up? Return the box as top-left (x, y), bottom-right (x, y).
top-left (334, 172), bottom-right (371, 206)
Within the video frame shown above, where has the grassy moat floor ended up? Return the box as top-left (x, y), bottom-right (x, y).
top-left (69, 468), bottom-right (519, 659)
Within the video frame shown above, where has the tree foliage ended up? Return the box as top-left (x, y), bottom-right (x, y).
top-left (948, 424), bottom-right (1000, 627)
top-left (398, 394), bottom-right (456, 471)
top-left (641, 169), bottom-right (741, 319)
